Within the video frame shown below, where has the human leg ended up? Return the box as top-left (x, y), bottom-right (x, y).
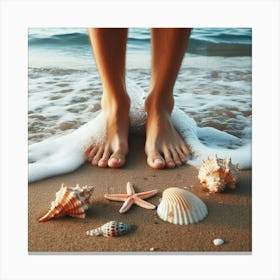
top-left (145, 28), bottom-right (192, 168)
top-left (86, 28), bottom-right (130, 168)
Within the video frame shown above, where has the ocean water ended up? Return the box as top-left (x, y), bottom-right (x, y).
top-left (28, 28), bottom-right (252, 181)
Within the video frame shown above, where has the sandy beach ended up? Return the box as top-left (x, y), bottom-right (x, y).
top-left (28, 134), bottom-right (251, 253)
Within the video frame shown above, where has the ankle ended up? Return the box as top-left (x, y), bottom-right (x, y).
top-left (101, 90), bottom-right (130, 114)
top-left (145, 91), bottom-right (174, 115)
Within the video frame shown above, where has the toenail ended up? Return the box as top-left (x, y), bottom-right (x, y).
top-left (110, 157), bottom-right (118, 163)
top-left (154, 159), bottom-right (164, 165)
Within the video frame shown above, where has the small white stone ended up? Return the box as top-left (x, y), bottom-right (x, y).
top-left (213, 238), bottom-right (224, 246)
top-left (149, 247), bottom-right (155, 251)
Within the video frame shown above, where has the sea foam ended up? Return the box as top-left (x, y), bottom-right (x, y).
top-left (28, 81), bottom-right (251, 183)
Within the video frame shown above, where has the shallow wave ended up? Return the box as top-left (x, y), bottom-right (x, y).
top-left (28, 55), bottom-right (251, 145)
top-left (187, 39), bottom-right (251, 56)
top-left (28, 67), bottom-right (90, 76)
top-left (28, 32), bottom-right (88, 46)
top-left (29, 28), bottom-right (252, 57)
top-left (192, 28), bottom-right (251, 44)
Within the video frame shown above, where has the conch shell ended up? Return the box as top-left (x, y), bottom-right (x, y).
top-left (157, 187), bottom-right (208, 225)
top-left (198, 155), bottom-right (239, 193)
top-left (86, 221), bottom-right (131, 237)
top-left (38, 183), bottom-right (94, 222)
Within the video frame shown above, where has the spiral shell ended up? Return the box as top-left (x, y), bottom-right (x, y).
top-left (198, 155), bottom-right (239, 193)
top-left (38, 183), bottom-right (94, 222)
top-left (86, 221), bottom-right (131, 237)
top-left (157, 187), bottom-right (208, 225)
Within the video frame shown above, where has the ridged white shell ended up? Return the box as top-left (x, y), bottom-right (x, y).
top-left (156, 188), bottom-right (208, 225)
top-left (198, 155), bottom-right (239, 193)
top-left (86, 221), bottom-right (131, 237)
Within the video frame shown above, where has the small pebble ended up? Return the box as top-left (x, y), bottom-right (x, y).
top-left (149, 247), bottom-right (155, 251)
top-left (213, 238), bottom-right (224, 246)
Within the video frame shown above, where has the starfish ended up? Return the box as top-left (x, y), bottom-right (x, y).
top-left (104, 182), bottom-right (158, 213)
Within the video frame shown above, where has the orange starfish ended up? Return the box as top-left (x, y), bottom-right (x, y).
top-left (104, 182), bottom-right (158, 213)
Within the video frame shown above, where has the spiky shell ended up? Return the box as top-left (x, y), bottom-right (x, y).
top-left (38, 183), bottom-right (94, 222)
top-left (198, 155), bottom-right (239, 193)
top-left (157, 187), bottom-right (208, 225)
top-left (86, 221), bottom-right (131, 237)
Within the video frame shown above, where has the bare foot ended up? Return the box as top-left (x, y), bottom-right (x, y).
top-left (145, 97), bottom-right (190, 169)
top-left (85, 92), bottom-right (130, 168)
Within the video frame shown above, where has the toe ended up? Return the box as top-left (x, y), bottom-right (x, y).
top-left (181, 142), bottom-right (191, 157)
top-left (91, 147), bottom-right (104, 166)
top-left (98, 147), bottom-right (110, 168)
top-left (87, 146), bottom-right (98, 162)
top-left (98, 159), bottom-right (107, 167)
top-left (163, 148), bottom-right (175, 169)
top-left (170, 148), bottom-right (182, 166)
top-left (108, 150), bottom-right (126, 168)
top-left (85, 144), bottom-right (93, 156)
top-left (176, 147), bottom-right (187, 164)
top-left (147, 152), bottom-right (165, 169)
top-left (85, 144), bottom-right (93, 160)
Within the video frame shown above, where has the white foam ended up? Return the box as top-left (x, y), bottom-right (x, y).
top-left (28, 81), bottom-right (251, 182)
top-left (171, 107), bottom-right (251, 168)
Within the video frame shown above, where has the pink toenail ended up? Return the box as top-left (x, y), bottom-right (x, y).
top-left (167, 162), bottom-right (175, 167)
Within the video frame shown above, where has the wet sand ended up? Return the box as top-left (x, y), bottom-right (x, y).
top-left (28, 134), bottom-right (251, 253)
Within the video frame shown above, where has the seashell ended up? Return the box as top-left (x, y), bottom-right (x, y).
top-left (198, 155), bottom-right (239, 193)
top-left (86, 221), bottom-right (131, 237)
top-left (38, 183), bottom-right (94, 222)
top-left (156, 187), bottom-right (208, 225)
top-left (213, 238), bottom-right (224, 246)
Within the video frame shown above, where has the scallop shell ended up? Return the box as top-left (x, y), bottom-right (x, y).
top-left (86, 221), bottom-right (131, 237)
top-left (38, 183), bottom-right (94, 222)
top-left (198, 155), bottom-right (239, 193)
top-left (156, 187), bottom-right (208, 225)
